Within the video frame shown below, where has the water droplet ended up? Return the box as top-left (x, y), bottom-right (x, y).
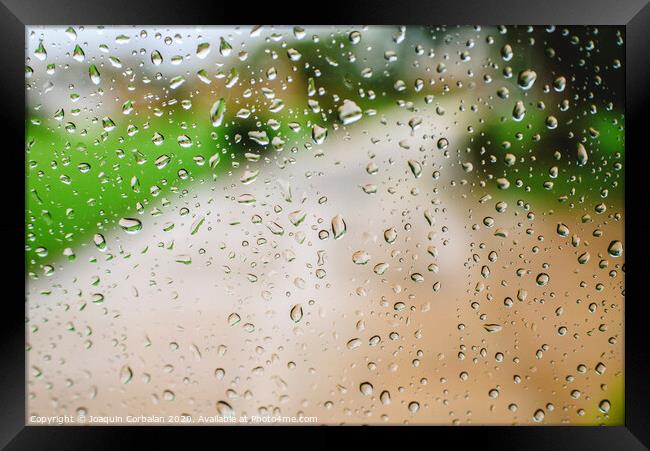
top-left (374, 263), bottom-right (389, 275)
top-left (216, 401), bottom-right (235, 416)
top-left (169, 76), bottom-right (185, 89)
top-left (331, 214), bottom-right (347, 239)
top-left (347, 338), bottom-right (362, 350)
top-left (196, 42), bottom-right (210, 59)
top-left (607, 240), bottom-right (623, 257)
top-left (533, 409), bottom-right (545, 422)
top-left (34, 40), bottom-right (47, 61)
top-left (219, 37), bottom-right (232, 57)
top-left (577, 143), bottom-right (589, 166)
top-left (360, 382), bottom-right (373, 396)
top-left (228, 313), bottom-right (241, 326)
top-left (517, 69), bottom-right (537, 90)
top-left (338, 99), bottom-right (362, 125)
top-left (352, 250), bottom-right (370, 265)
top-left (349, 31), bottom-right (361, 44)
top-left (210, 98), bottom-right (226, 127)
top-left (384, 228), bottom-right (398, 244)
top-left (536, 273), bottom-right (550, 287)
top-left (408, 160), bottom-right (422, 178)
top-left (312, 124), bottom-right (328, 144)
top-left (151, 50), bottom-right (163, 65)
top-left (118, 218), bottom-right (142, 234)
top-left (88, 64), bottom-right (101, 85)
top-left (598, 399), bottom-right (611, 414)
top-left (240, 169), bottom-right (259, 185)
top-left (484, 324), bottom-right (503, 333)
top-left (93, 234), bottom-right (107, 251)
top-left (290, 304), bottom-right (303, 322)
top-left (501, 44), bottom-right (513, 61)
top-left (512, 101), bottom-right (526, 121)
top-left (289, 210), bottom-right (306, 227)
top-left (120, 365), bottom-right (133, 384)
top-left (72, 45), bottom-right (85, 62)
top-left (177, 135), bottom-right (192, 148)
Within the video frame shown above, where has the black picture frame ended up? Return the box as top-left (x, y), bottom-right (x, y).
top-left (2, 0), bottom-right (649, 448)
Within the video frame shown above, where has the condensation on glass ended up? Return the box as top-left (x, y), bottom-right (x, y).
top-left (25, 25), bottom-right (624, 425)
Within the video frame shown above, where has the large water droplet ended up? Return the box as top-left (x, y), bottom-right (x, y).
top-left (210, 98), bottom-right (226, 127)
top-left (338, 99), bottom-right (362, 125)
top-left (119, 218), bottom-right (142, 234)
top-left (331, 214), bottom-right (347, 239)
top-left (88, 64), bottom-right (101, 85)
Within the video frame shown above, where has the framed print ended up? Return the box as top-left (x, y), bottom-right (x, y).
top-left (2, 0), bottom-right (650, 448)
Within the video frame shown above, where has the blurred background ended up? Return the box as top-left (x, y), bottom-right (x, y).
top-left (25, 25), bottom-right (624, 425)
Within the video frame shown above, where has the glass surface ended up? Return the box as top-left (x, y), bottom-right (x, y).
top-left (25, 25), bottom-right (624, 425)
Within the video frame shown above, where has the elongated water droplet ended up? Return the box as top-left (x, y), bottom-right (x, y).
top-left (191, 216), bottom-right (205, 235)
top-left (240, 169), bottom-right (259, 185)
top-left (88, 64), bottom-right (101, 85)
top-left (119, 218), bottom-right (142, 234)
top-left (577, 143), bottom-right (588, 166)
top-left (216, 401), bottom-right (234, 417)
top-left (120, 365), bottom-right (133, 384)
top-left (360, 382), bottom-right (373, 396)
top-left (513, 101), bottom-right (526, 121)
top-left (34, 40), bottom-right (47, 61)
top-left (484, 324), bottom-right (503, 333)
top-left (196, 42), bottom-right (210, 59)
top-left (347, 338), bottom-right (362, 349)
top-left (501, 44), bottom-right (513, 61)
top-left (177, 134), bottom-right (192, 148)
top-left (374, 262), bottom-right (389, 275)
top-left (72, 45), bottom-right (85, 62)
top-left (219, 37), bottom-right (232, 56)
top-left (553, 76), bottom-right (566, 92)
top-left (290, 304), bottom-right (303, 322)
top-left (312, 124), bottom-right (327, 144)
top-left (536, 273), bottom-right (550, 286)
top-left (209, 153), bottom-right (221, 169)
top-left (408, 117), bottom-right (422, 134)
top-left (248, 130), bottom-right (269, 146)
top-left (289, 210), bottom-right (306, 226)
top-left (93, 234), bottom-right (107, 251)
top-left (517, 69), bottom-right (537, 90)
top-left (152, 132), bottom-right (164, 145)
top-left (228, 313), bottom-right (241, 326)
top-left (287, 48), bottom-right (302, 61)
top-left (151, 50), bottom-right (163, 66)
top-left (607, 240), bottom-right (623, 257)
top-left (65, 27), bottom-right (77, 41)
top-left (408, 160), bottom-right (422, 178)
top-left (331, 214), bottom-right (347, 239)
